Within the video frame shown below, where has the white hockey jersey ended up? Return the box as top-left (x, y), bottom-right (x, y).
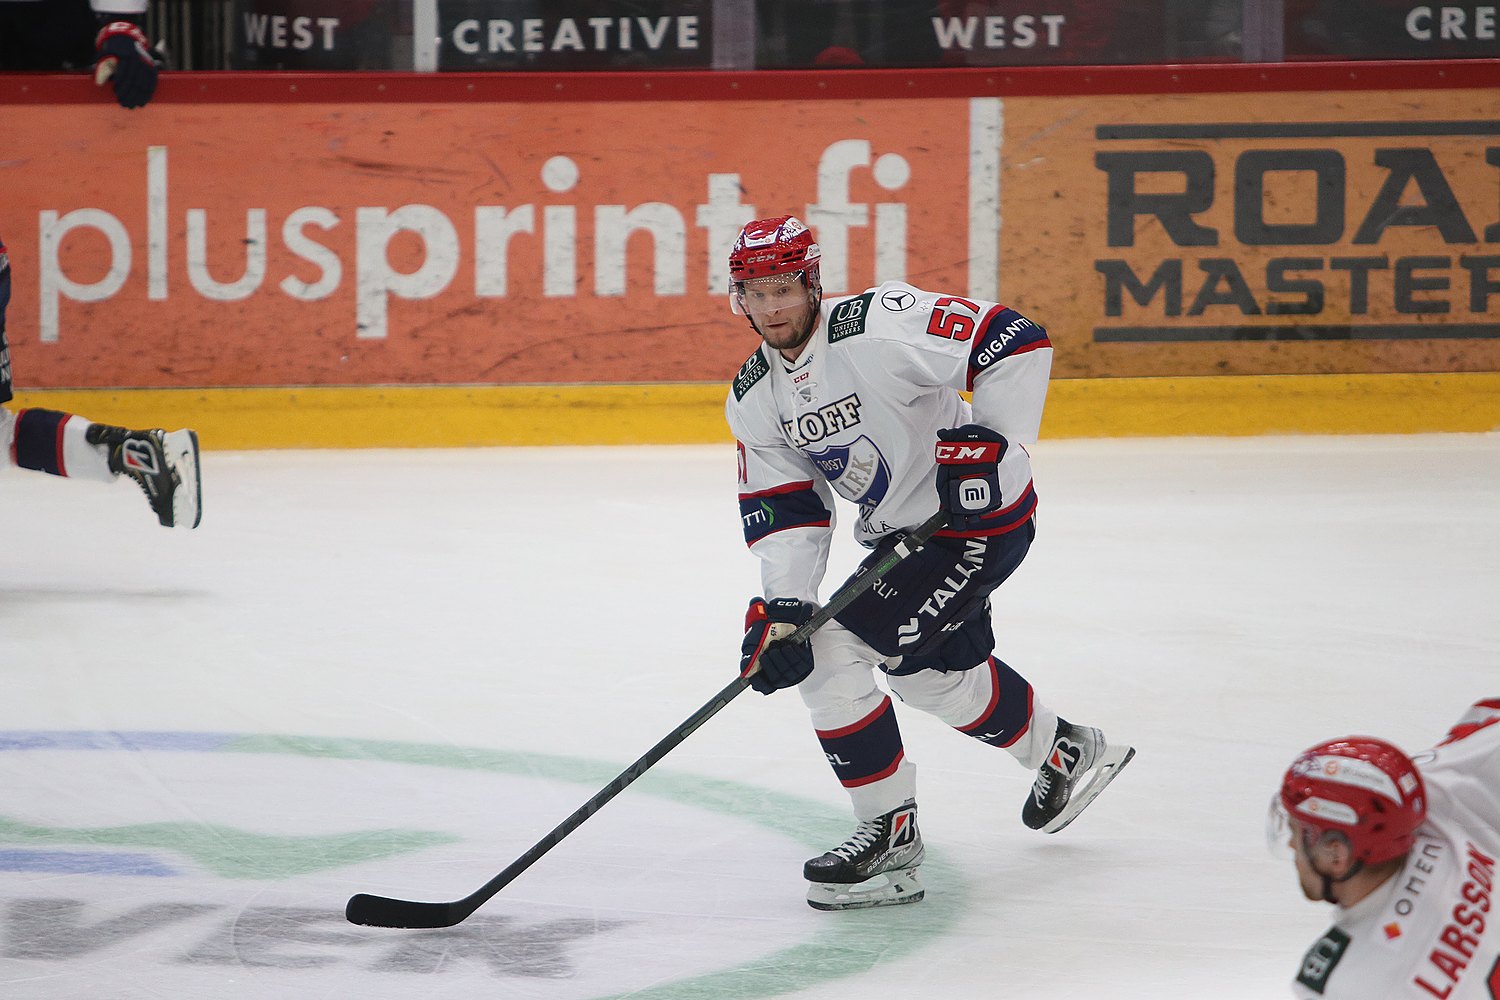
top-left (1293, 700), bottom-right (1500, 999)
top-left (725, 281), bottom-right (1053, 603)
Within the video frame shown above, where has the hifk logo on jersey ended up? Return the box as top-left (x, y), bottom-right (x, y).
top-left (806, 434), bottom-right (891, 506)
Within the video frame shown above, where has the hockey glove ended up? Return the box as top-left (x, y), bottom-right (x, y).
top-left (935, 424), bottom-right (1009, 531)
top-left (94, 21), bottom-right (159, 109)
top-left (740, 597), bottom-right (816, 695)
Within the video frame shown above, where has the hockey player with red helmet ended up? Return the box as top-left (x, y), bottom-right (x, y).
top-left (725, 215), bottom-right (1134, 910)
top-left (1273, 698), bottom-right (1500, 998)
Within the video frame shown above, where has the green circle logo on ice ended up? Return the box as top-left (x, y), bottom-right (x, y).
top-left (0, 731), bottom-right (959, 998)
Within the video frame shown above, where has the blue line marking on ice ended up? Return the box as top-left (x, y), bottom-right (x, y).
top-left (0, 849), bottom-right (180, 877)
top-left (0, 731), bottom-right (238, 753)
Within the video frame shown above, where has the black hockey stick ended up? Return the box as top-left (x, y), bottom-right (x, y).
top-left (345, 510), bottom-right (949, 929)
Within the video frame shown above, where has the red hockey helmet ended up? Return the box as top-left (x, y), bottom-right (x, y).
top-left (729, 216), bottom-right (820, 282)
top-left (1278, 737), bottom-right (1426, 867)
top-left (728, 216), bottom-right (821, 315)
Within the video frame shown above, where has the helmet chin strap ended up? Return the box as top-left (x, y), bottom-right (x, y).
top-left (1318, 859), bottom-right (1365, 904)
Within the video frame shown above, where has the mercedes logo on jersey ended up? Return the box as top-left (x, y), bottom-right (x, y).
top-left (881, 289), bottom-right (915, 311)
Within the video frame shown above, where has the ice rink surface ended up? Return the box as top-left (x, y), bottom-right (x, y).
top-left (2, 433), bottom-right (1496, 999)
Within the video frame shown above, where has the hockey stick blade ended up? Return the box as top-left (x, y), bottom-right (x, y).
top-left (1041, 743), bottom-right (1136, 834)
top-left (346, 894), bottom-right (466, 930)
top-left (344, 510), bottom-right (949, 928)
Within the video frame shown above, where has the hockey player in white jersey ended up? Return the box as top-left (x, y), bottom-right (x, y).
top-left (725, 215), bottom-right (1134, 910)
top-left (0, 235), bottom-right (201, 528)
top-left (1274, 698), bottom-right (1500, 999)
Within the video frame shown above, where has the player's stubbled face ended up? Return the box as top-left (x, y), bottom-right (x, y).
top-left (742, 275), bottom-right (816, 356)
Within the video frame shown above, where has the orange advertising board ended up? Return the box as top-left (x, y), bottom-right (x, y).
top-left (2, 90), bottom-right (974, 388)
top-left (1002, 89), bottom-right (1500, 377)
top-left (1, 65), bottom-right (1495, 391)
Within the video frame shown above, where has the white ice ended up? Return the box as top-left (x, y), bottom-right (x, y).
top-left (1, 433), bottom-right (1496, 999)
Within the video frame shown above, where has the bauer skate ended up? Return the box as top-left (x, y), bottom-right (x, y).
top-left (89, 424), bottom-right (202, 529)
top-left (804, 802), bottom-right (925, 910)
top-left (1022, 719), bottom-right (1135, 834)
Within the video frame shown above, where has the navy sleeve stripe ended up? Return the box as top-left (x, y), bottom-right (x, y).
top-left (739, 482), bottom-right (831, 546)
top-left (966, 307), bottom-right (1051, 390)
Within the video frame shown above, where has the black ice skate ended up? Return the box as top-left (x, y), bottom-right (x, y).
top-left (89, 424), bottom-right (202, 529)
top-left (804, 802), bottom-right (925, 910)
top-left (1022, 719), bottom-right (1135, 834)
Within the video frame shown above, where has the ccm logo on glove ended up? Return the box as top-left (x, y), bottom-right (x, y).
top-left (935, 441), bottom-right (1002, 509)
top-left (935, 425), bottom-right (1009, 527)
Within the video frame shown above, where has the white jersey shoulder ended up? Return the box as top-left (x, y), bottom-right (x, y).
top-left (1293, 704), bottom-right (1500, 999)
top-left (824, 280), bottom-right (1004, 358)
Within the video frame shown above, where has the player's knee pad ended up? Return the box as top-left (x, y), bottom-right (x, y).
top-left (885, 662), bottom-right (986, 721)
top-left (799, 623), bottom-right (887, 719)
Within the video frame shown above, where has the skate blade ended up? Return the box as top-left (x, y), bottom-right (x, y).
top-left (163, 429), bottom-right (202, 529)
top-left (1042, 743), bottom-right (1136, 834)
top-left (807, 867), bottom-right (925, 911)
